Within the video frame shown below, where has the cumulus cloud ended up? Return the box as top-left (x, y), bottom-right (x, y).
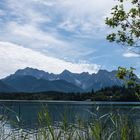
top-left (0, 41), bottom-right (100, 78)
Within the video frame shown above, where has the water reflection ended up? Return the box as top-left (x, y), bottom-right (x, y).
top-left (0, 101), bottom-right (140, 131)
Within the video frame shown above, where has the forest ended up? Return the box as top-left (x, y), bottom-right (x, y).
top-left (0, 86), bottom-right (139, 101)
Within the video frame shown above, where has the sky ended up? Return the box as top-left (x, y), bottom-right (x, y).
top-left (0, 0), bottom-right (139, 78)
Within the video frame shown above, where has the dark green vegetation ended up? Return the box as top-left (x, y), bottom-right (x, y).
top-left (0, 86), bottom-right (139, 101)
top-left (117, 67), bottom-right (140, 94)
top-left (106, 0), bottom-right (140, 50)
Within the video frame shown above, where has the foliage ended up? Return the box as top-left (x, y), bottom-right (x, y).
top-left (105, 0), bottom-right (140, 50)
top-left (0, 85), bottom-right (139, 101)
top-left (105, 0), bottom-right (140, 100)
top-left (117, 66), bottom-right (140, 98)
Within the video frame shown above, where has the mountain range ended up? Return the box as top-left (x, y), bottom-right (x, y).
top-left (0, 67), bottom-right (124, 93)
top-left (0, 80), bottom-right (16, 93)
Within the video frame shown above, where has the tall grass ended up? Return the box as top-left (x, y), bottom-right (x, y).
top-left (0, 106), bottom-right (139, 140)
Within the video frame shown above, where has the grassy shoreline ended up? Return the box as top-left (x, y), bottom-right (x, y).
top-left (0, 105), bottom-right (140, 140)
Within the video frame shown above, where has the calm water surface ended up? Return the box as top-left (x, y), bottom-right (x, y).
top-left (0, 101), bottom-right (140, 130)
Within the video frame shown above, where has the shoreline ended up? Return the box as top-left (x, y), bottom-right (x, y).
top-left (0, 100), bottom-right (139, 105)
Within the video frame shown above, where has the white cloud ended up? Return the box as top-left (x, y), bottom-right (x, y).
top-left (33, 0), bottom-right (57, 6)
top-left (54, 0), bottom-right (117, 37)
top-left (7, 0), bottom-right (116, 38)
top-left (1, 0), bottom-right (136, 77)
top-left (123, 52), bottom-right (140, 58)
top-left (0, 0), bottom-right (116, 56)
top-left (3, 22), bottom-right (90, 60)
top-left (0, 41), bottom-right (100, 78)
top-left (54, 0), bottom-right (115, 17)
top-left (0, 20), bottom-right (97, 64)
top-left (7, 22), bottom-right (69, 49)
top-left (6, 0), bottom-right (50, 25)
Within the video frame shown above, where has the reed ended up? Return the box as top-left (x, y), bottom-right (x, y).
top-left (0, 106), bottom-right (139, 140)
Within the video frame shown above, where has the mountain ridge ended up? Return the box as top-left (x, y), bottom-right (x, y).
top-left (1, 67), bottom-right (124, 93)
top-left (0, 80), bottom-right (16, 93)
top-left (3, 75), bottom-right (82, 93)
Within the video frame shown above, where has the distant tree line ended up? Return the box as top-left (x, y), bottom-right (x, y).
top-left (0, 85), bottom-right (139, 101)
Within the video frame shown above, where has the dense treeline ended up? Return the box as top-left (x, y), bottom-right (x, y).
top-left (0, 86), bottom-right (139, 101)
top-left (93, 86), bottom-right (140, 101)
top-left (0, 91), bottom-right (92, 101)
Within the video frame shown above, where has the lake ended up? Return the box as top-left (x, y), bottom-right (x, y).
top-left (0, 101), bottom-right (140, 131)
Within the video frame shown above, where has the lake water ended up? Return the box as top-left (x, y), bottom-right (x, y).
top-left (0, 101), bottom-right (140, 131)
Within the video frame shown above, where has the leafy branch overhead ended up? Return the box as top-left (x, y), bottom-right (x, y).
top-left (105, 0), bottom-right (140, 48)
top-left (117, 66), bottom-right (140, 96)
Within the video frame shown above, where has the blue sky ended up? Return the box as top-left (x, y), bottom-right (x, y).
top-left (0, 0), bottom-right (139, 78)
